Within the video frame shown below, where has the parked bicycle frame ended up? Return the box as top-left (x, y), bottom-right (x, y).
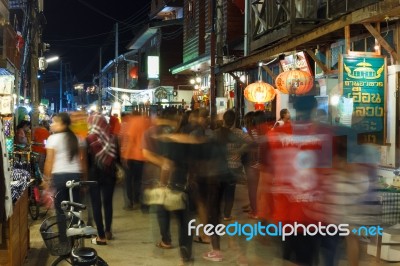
top-left (40, 180), bottom-right (108, 266)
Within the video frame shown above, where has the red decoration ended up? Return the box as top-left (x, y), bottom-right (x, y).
top-left (275, 69), bottom-right (314, 95)
top-left (129, 66), bottom-right (138, 79)
top-left (254, 103), bottom-right (265, 110)
top-left (232, 0), bottom-right (245, 14)
top-left (16, 31), bottom-right (24, 52)
top-left (244, 81), bottom-right (276, 103)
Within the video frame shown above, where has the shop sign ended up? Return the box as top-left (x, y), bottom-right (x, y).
top-left (279, 51), bottom-right (312, 74)
top-left (340, 54), bottom-right (386, 145)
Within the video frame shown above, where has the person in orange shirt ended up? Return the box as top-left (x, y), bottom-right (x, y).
top-left (119, 111), bottom-right (151, 211)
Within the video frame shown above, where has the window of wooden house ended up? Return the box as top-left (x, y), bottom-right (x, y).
top-left (207, 2), bottom-right (212, 26)
top-left (140, 52), bottom-right (146, 73)
top-left (330, 43), bottom-right (344, 70)
top-left (186, 0), bottom-right (196, 39)
top-left (381, 30), bottom-right (394, 60)
top-left (188, 0), bottom-right (194, 18)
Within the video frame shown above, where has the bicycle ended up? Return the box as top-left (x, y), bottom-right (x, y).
top-left (40, 180), bottom-right (108, 266)
top-left (28, 151), bottom-right (44, 220)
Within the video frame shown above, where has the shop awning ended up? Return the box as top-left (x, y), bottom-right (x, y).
top-left (170, 54), bottom-right (211, 75)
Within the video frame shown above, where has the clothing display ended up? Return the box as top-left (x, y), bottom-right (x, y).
top-left (10, 169), bottom-right (30, 203)
top-left (0, 118), bottom-right (12, 221)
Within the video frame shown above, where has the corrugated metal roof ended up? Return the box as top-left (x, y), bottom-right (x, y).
top-left (0, 68), bottom-right (13, 76)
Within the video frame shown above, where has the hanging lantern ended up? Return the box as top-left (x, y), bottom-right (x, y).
top-left (275, 69), bottom-right (313, 95)
top-left (244, 81), bottom-right (276, 103)
top-left (129, 66), bottom-right (138, 79)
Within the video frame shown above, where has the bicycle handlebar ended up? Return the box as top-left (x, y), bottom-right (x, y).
top-left (66, 180), bottom-right (97, 188)
top-left (61, 201), bottom-right (87, 211)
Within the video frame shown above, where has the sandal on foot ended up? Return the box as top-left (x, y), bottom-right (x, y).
top-left (193, 236), bottom-right (210, 244)
top-left (91, 237), bottom-right (107, 245)
top-left (105, 232), bottom-right (113, 240)
top-left (156, 241), bottom-right (172, 249)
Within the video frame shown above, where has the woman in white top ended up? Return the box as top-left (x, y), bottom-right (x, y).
top-left (43, 112), bottom-right (86, 240)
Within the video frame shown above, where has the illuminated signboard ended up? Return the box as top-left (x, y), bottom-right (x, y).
top-left (147, 56), bottom-right (159, 79)
top-left (340, 53), bottom-right (386, 145)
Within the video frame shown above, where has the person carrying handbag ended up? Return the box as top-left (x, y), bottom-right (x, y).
top-left (86, 114), bottom-right (118, 245)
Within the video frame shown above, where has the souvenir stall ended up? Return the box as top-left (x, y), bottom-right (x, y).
top-left (0, 72), bottom-right (30, 266)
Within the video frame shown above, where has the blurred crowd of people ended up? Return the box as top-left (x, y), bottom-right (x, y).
top-left (19, 97), bottom-right (383, 265)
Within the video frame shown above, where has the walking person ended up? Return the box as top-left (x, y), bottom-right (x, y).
top-left (220, 110), bottom-right (250, 221)
top-left (119, 111), bottom-right (151, 211)
top-left (86, 114), bottom-right (119, 245)
top-left (43, 112), bottom-right (86, 241)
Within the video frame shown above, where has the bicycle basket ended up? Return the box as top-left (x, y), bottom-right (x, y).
top-left (40, 215), bottom-right (72, 256)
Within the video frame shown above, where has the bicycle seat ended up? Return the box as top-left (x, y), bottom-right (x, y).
top-left (61, 201), bottom-right (86, 211)
top-left (66, 226), bottom-right (97, 238)
top-left (71, 247), bottom-right (97, 265)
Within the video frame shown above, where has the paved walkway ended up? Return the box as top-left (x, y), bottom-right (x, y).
top-left (21, 184), bottom-right (398, 266)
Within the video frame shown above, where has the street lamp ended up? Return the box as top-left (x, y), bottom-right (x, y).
top-left (46, 56), bottom-right (59, 63)
top-left (59, 60), bottom-right (63, 112)
top-left (42, 56), bottom-right (64, 112)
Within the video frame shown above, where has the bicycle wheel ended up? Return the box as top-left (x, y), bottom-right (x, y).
top-left (50, 255), bottom-right (70, 266)
top-left (28, 188), bottom-right (40, 220)
top-left (96, 256), bottom-right (108, 266)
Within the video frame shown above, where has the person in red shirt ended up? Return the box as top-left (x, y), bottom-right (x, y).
top-left (273, 108), bottom-right (293, 134)
top-left (32, 120), bottom-right (51, 171)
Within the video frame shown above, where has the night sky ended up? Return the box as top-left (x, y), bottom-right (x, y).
top-left (42, 0), bottom-right (152, 82)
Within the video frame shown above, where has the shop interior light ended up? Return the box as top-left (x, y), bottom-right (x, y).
top-left (190, 79), bottom-right (195, 84)
top-left (38, 105), bottom-right (45, 114)
top-left (90, 105), bottom-right (98, 112)
top-left (196, 77), bottom-right (201, 83)
top-left (330, 95), bottom-right (340, 106)
top-left (113, 102), bottom-right (121, 108)
top-left (240, 75), bottom-right (246, 83)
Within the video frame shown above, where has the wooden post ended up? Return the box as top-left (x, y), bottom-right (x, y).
top-left (345, 25), bottom-right (351, 54)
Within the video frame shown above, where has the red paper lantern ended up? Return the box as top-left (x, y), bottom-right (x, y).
top-left (275, 69), bottom-right (313, 95)
top-left (244, 81), bottom-right (276, 103)
top-left (129, 66), bottom-right (138, 79)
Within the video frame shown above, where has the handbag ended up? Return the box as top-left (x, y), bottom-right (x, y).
top-left (143, 186), bottom-right (188, 211)
top-left (115, 163), bottom-right (125, 185)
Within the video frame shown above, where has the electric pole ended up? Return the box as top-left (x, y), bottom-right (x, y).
top-left (114, 23), bottom-right (119, 101)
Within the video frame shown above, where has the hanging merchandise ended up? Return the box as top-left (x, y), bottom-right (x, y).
top-left (10, 169), bottom-right (30, 203)
top-left (0, 95), bottom-right (13, 115)
top-left (6, 137), bottom-right (13, 154)
top-left (0, 118), bottom-right (12, 220)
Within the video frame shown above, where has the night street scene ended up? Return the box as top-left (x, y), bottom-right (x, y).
top-left (3, 0), bottom-right (400, 265)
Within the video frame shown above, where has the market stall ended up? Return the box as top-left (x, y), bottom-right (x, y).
top-left (0, 71), bottom-right (30, 266)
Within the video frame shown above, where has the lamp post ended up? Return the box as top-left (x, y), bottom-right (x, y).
top-left (42, 56), bottom-right (62, 112)
top-left (59, 60), bottom-right (63, 112)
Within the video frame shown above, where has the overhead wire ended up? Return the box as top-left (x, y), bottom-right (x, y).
top-left (45, 1), bottom-right (151, 42)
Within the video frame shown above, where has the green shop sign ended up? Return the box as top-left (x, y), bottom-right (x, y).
top-left (340, 54), bottom-right (386, 145)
